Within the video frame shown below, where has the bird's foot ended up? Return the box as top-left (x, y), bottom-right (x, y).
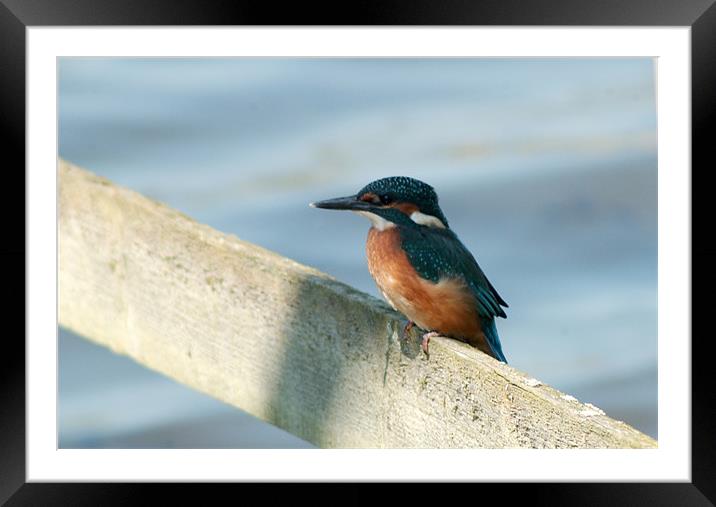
top-left (421, 331), bottom-right (440, 357)
top-left (402, 320), bottom-right (415, 341)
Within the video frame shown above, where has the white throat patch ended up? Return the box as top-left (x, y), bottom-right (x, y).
top-left (354, 211), bottom-right (395, 231)
top-left (410, 211), bottom-right (446, 229)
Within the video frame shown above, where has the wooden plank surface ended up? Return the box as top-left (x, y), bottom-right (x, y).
top-left (58, 159), bottom-right (657, 448)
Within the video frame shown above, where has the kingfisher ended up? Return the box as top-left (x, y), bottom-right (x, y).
top-left (310, 176), bottom-right (508, 362)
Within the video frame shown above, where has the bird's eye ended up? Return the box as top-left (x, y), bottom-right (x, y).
top-left (379, 194), bottom-right (393, 205)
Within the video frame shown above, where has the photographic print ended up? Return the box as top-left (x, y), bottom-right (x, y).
top-left (7, 9), bottom-right (704, 501)
top-left (58, 57), bottom-right (657, 449)
top-left (0, 0), bottom-right (707, 496)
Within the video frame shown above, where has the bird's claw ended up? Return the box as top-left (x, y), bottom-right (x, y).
top-left (421, 331), bottom-right (440, 356)
top-left (402, 320), bottom-right (415, 341)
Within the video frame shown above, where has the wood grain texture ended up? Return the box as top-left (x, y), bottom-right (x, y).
top-left (58, 159), bottom-right (657, 449)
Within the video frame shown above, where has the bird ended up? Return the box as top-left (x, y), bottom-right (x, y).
top-left (310, 176), bottom-right (508, 362)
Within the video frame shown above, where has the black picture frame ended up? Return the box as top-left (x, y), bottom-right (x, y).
top-left (3, 0), bottom-right (714, 504)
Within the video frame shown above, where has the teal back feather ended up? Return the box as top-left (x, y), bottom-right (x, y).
top-left (398, 224), bottom-right (508, 362)
top-left (482, 318), bottom-right (507, 363)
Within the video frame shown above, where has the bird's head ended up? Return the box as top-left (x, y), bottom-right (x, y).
top-left (310, 176), bottom-right (449, 231)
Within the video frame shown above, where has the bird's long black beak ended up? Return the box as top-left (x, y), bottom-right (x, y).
top-left (309, 195), bottom-right (377, 211)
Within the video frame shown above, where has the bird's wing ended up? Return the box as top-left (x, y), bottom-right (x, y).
top-left (399, 226), bottom-right (508, 320)
top-left (400, 225), bottom-right (508, 362)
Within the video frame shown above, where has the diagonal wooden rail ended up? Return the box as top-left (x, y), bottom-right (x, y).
top-left (58, 159), bottom-right (656, 448)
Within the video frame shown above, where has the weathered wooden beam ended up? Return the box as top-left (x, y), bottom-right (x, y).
top-left (58, 159), bottom-right (656, 448)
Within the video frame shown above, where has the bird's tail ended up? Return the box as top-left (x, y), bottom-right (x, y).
top-left (483, 319), bottom-right (507, 364)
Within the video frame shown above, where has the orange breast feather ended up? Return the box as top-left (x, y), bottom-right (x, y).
top-left (366, 228), bottom-right (490, 352)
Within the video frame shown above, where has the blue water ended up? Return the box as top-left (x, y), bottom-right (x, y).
top-left (59, 58), bottom-right (657, 445)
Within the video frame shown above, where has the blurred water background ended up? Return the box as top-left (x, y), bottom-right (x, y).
top-left (58, 58), bottom-right (657, 447)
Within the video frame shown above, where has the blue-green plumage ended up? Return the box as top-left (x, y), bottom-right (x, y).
top-left (399, 222), bottom-right (508, 362)
top-left (311, 176), bottom-right (508, 362)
